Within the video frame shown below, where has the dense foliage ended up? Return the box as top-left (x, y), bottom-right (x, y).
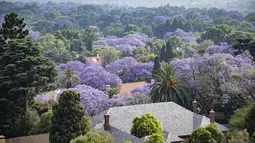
top-left (131, 113), bottom-right (162, 138)
top-left (50, 90), bottom-right (90, 143)
top-left (142, 133), bottom-right (166, 143)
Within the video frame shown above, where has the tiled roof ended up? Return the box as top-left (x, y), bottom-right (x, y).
top-left (119, 82), bottom-right (148, 94)
top-left (92, 102), bottom-right (229, 143)
top-left (86, 56), bottom-right (102, 64)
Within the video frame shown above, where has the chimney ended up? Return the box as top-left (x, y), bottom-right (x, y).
top-left (96, 53), bottom-right (100, 62)
top-left (104, 111), bottom-right (110, 130)
top-left (209, 109), bottom-right (215, 123)
top-left (0, 135), bottom-right (5, 143)
top-left (116, 79), bottom-right (122, 93)
top-left (192, 99), bottom-right (198, 114)
top-left (151, 79), bottom-right (155, 84)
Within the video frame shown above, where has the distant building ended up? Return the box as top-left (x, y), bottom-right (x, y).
top-left (86, 53), bottom-right (103, 64)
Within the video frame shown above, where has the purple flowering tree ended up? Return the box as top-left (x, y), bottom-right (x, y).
top-left (80, 62), bottom-right (120, 91)
top-left (106, 57), bottom-right (153, 83)
top-left (58, 85), bottom-right (112, 116)
top-left (204, 42), bottom-right (237, 55)
top-left (110, 93), bottom-right (151, 107)
top-left (130, 83), bottom-right (152, 95)
top-left (173, 51), bottom-right (255, 115)
top-left (153, 16), bottom-right (170, 22)
top-left (164, 29), bottom-right (196, 42)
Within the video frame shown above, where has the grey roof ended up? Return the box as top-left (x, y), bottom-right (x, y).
top-left (92, 102), bottom-right (229, 143)
top-left (166, 133), bottom-right (184, 143)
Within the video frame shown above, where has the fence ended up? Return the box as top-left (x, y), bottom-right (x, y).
top-left (3, 133), bottom-right (49, 143)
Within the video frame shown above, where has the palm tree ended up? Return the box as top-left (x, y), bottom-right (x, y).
top-left (58, 67), bottom-right (80, 88)
top-left (150, 63), bottom-right (190, 107)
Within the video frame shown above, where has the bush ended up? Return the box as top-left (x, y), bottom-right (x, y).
top-left (130, 113), bottom-right (162, 138)
top-left (70, 135), bottom-right (88, 143)
top-left (191, 127), bottom-right (213, 143)
top-left (81, 115), bottom-right (92, 135)
top-left (245, 104), bottom-right (255, 137)
top-left (25, 109), bottom-right (40, 135)
top-left (229, 105), bottom-right (252, 131)
top-left (123, 141), bottom-right (132, 143)
top-left (205, 123), bottom-right (223, 143)
top-left (70, 129), bottom-right (115, 143)
top-left (142, 133), bottom-right (166, 143)
top-left (50, 90), bottom-right (88, 143)
top-left (227, 129), bottom-right (251, 143)
top-left (35, 110), bottom-right (53, 134)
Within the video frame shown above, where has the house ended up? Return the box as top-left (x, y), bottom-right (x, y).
top-left (92, 102), bottom-right (229, 143)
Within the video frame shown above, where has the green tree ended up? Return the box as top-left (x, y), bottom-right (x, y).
top-left (0, 39), bottom-right (57, 138)
top-left (34, 110), bottom-right (53, 134)
top-left (201, 24), bottom-right (235, 44)
top-left (142, 133), bottom-right (166, 143)
top-left (228, 129), bottom-right (251, 143)
top-left (205, 123), bottom-right (223, 143)
top-left (150, 63), bottom-right (189, 106)
top-left (229, 105), bottom-right (252, 131)
top-left (152, 56), bottom-right (160, 76)
top-left (131, 113), bottom-right (162, 138)
top-left (105, 87), bottom-right (119, 99)
top-left (58, 67), bottom-right (80, 88)
top-left (191, 127), bottom-right (213, 143)
top-left (0, 12), bottom-right (29, 40)
top-left (245, 103), bottom-right (255, 137)
top-left (82, 29), bottom-right (98, 52)
top-left (50, 90), bottom-right (90, 143)
top-left (100, 46), bottom-right (122, 66)
top-left (232, 39), bottom-right (255, 58)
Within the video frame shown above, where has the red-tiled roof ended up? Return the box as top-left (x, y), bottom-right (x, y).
top-left (119, 82), bottom-right (148, 94)
top-left (86, 56), bottom-right (103, 64)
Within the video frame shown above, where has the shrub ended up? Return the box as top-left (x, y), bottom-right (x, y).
top-left (191, 127), bottom-right (213, 143)
top-left (229, 105), bottom-right (252, 131)
top-left (35, 110), bottom-right (53, 134)
top-left (227, 129), bottom-right (251, 143)
top-left (81, 115), bottom-right (92, 135)
top-left (25, 109), bottom-right (40, 135)
top-left (70, 129), bottom-right (115, 143)
top-left (123, 141), bottom-right (132, 143)
top-left (70, 135), bottom-right (88, 143)
top-left (245, 104), bottom-right (255, 137)
top-left (88, 129), bottom-right (116, 143)
top-left (142, 133), bottom-right (166, 143)
top-left (50, 90), bottom-right (88, 143)
top-left (130, 113), bottom-right (162, 138)
top-left (205, 123), bottom-right (223, 143)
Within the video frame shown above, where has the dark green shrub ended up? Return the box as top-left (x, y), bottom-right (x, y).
top-left (35, 110), bottom-right (53, 134)
top-left (205, 123), bottom-right (223, 143)
top-left (191, 127), bottom-right (213, 143)
top-left (142, 133), bottom-right (166, 143)
top-left (130, 113), bottom-right (162, 138)
top-left (49, 90), bottom-right (88, 143)
top-left (88, 129), bottom-right (116, 143)
top-left (245, 104), bottom-right (255, 137)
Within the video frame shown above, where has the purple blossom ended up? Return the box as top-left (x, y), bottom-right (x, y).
top-left (164, 28), bottom-right (196, 42)
top-left (106, 57), bottom-right (153, 83)
top-left (196, 14), bottom-right (211, 20)
top-left (110, 93), bottom-right (151, 107)
top-left (224, 10), bottom-right (245, 20)
top-left (80, 62), bottom-right (119, 91)
top-left (34, 94), bottom-right (51, 102)
top-left (204, 43), bottom-right (237, 55)
top-left (130, 83), bottom-right (152, 95)
top-left (251, 21), bottom-right (255, 26)
top-left (28, 28), bottom-right (40, 40)
top-left (58, 85), bottom-right (112, 116)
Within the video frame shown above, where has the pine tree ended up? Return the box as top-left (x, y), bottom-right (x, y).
top-left (165, 39), bottom-right (174, 61)
top-left (0, 12), bottom-right (29, 40)
top-left (50, 90), bottom-right (89, 143)
top-left (0, 39), bottom-right (57, 138)
top-left (152, 56), bottom-right (160, 76)
top-left (159, 44), bottom-right (166, 62)
top-left (171, 18), bottom-right (179, 31)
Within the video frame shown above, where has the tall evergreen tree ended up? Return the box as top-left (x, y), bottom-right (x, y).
top-left (171, 18), bottom-right (179, 31)
top-left (0, 12), bottom-right (29, 40)
top-left (165, 39), bottom-right (174, 61)
top-left (50, 90), bottom-right (89, 143)
top-left (0, 39), bottom-right (57, 138)
top-left (159, 44), bottom-right (166, 62)
top-left (152, 56), bottom-right (160, 76)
